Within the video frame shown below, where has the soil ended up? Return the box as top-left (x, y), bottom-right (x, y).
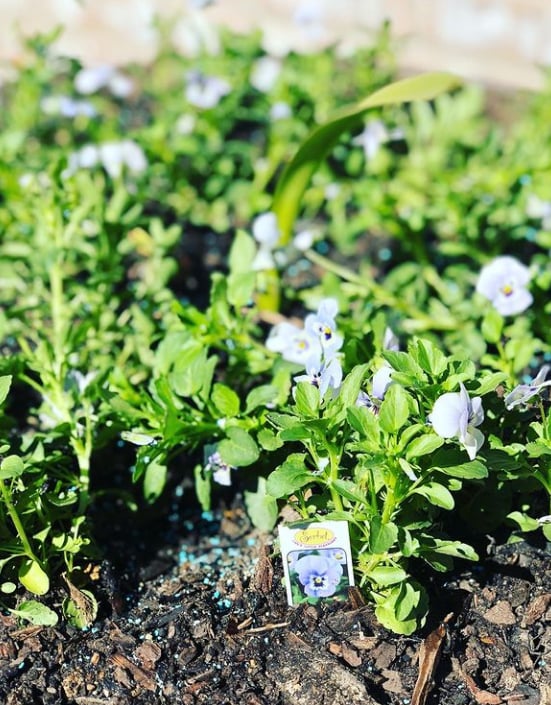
top-left (0, 482), bottom-right (550, 705)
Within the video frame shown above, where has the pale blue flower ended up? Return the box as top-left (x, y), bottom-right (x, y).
top-left (41, 95), bottom-right (96, 118)
top-left (476, 256), bottom-right (533, 316)
top-left (294, 554), bottom-right (343, 598)
top-left (430, 383), bottom-right (484, 460)
top-left (505, 365), bottom-right (551, 409)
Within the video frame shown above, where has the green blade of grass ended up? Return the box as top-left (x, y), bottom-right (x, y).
top-left (273, 72), bottom-right (462, 244)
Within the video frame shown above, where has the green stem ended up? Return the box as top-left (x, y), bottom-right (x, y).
top-left (304, 250), bottom-right (457, 330)
top-left (0, 480), bottom-right (40, 563)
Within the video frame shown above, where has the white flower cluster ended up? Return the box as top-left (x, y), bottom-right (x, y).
top-left (63, 140), bottom-right (147, 180)
top-left (74, 65), bottom-right (134, 98)
top-left (185, 70), bottom-right (230, 109)
top-left (266, 298), bottom-right (343, 397)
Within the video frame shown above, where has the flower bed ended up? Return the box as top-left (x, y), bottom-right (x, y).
top-left (0, 21), bottom-right (550, 704)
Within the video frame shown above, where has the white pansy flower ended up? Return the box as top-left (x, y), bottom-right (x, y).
top-left (304, 298), bottom-right (343, 355)
top-left (372, 365), bottom-right (393, 400)
top-left (294, 355), bottom-right (343, 397)
top-left (250, 56), bottom-right (281, 93)
top-left (476, 256), bottom-right (533, 316)
top-left (99, 140), bottom-right (147, 179)
top-left (383, 327), bottom-right (400, 351)
top-left (430, 383), bottom-right (485, 460)
top-left (185, 71), bottom-right (230, 109)
top-left (266, 322), bottom-right (322, 367)
top-left (505, 366), bottom-right (551, 409)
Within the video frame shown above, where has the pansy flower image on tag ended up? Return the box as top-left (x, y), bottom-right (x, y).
top-left (289, 549), bottom-right (350, 601)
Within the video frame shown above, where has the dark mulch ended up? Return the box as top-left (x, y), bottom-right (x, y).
top-left (0, 488), bottom-right (549, 705)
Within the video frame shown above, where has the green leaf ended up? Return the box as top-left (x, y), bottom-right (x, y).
top-left (257, 428), bottom-right (284, 451)
top-left (368, 565), bottom-right (407, 587)
top-left (18, 559), bottom-right (50, 595)
top-left (346, 406), bottom-right (380, 446)
top-left (228, 229), bottom-right (257, 274)
top-left (244, 477), bottom-right (279, 533)
top-left (211, 383), bottom-right (240, 417)
top-left (0, 375), bottom-right (12, 405)
top-left (0, 455), bottom-right (24, 480)
top-left (410, 482), bottom-right (455, 510)
top-left (507, 511), bottom-right (541, 532)
top-left (143, 459), bottom-right (167, 503)
top-left (331, 479), bottom-right (369, 506)
top-left (218, 427), bottom-right (259, 467)
top-left (405, 434), bottom-right (444, 460)
top-left (245, 385), bottom-right (278, 414)
top-left (337, 364), bottom-right (370, 408)
top-left (474, 372), bottom-right (507, 396)
top-left (194, 463), bottom-right (211, 512)
top-left (413, 339), bottom-right (447, 377)
top-left (273, 72), bottom-right (461, 242)
top-left (378, 384), bottom-right (410, 434)
top-left (294, 381), bottom-right (320, 416)
top-left (481, 308), bottom-right (504, 344)
top-left (432, 457), bottom-right (488, 479)
top-left (266, 454), bottom-right (312, 498)
top-left (14, 600), bottom-right (58, 626)
top-left (369, 517), bottom-right (399, 553)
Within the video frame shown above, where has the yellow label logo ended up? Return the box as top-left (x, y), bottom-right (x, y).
top-left (294, 527), bottom-right (335, 548)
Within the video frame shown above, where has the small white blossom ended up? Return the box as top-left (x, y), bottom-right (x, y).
top-left (352, 120), bottom-right (403, 161)
top-left (252, 211), bottom-right (280, 271)
top-left (372, 365), bottom-right (393, 400)
top-left (41, 95), bottom-right (96, 118)
top-left (383, 327), bottom-right (400, 351)
top-left (74, 65), bottom-right (134, 98)
top-left (266, 322), bottom-right (322, 366)
top-left (526, 195), bottom-right (551, 230)
top-left (185, 70), bottom-right (230, 109)
top-left (204, 446), bottom-right (234, 486)
top-left (294, 356), bottom-right (343, 397)
top-left (270, 101), bottom-right (291, 121)
top-left (304, 298), bottom-right (343, 355)
top-left (250, 56), bottom-right (281, 93)
top-left (293, 230), bottom-right (314, 252)
top-left (99, 140), bottom-right (147, 179)
top-left (430, 383), bottom-right (485, 460)
top-left (505, 366), bottom-right (551, 409)
top-left (476, 256), bottom-right (533, 316)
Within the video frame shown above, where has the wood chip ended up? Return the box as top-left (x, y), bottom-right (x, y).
top-left (523, 593), bottom-right (551, 626)
top-left (483, 601), bottom-right (516, 626)
top-left (252, 542), bottom-right (274, 594)
top-left (411, 619), bottom-right (448, 705)
top-left (453, 657), bottom-right (502, 704)
top-left (109, 652), bottom-right (156, 692)
top-left (134, 641), bottom-right (162, 670)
